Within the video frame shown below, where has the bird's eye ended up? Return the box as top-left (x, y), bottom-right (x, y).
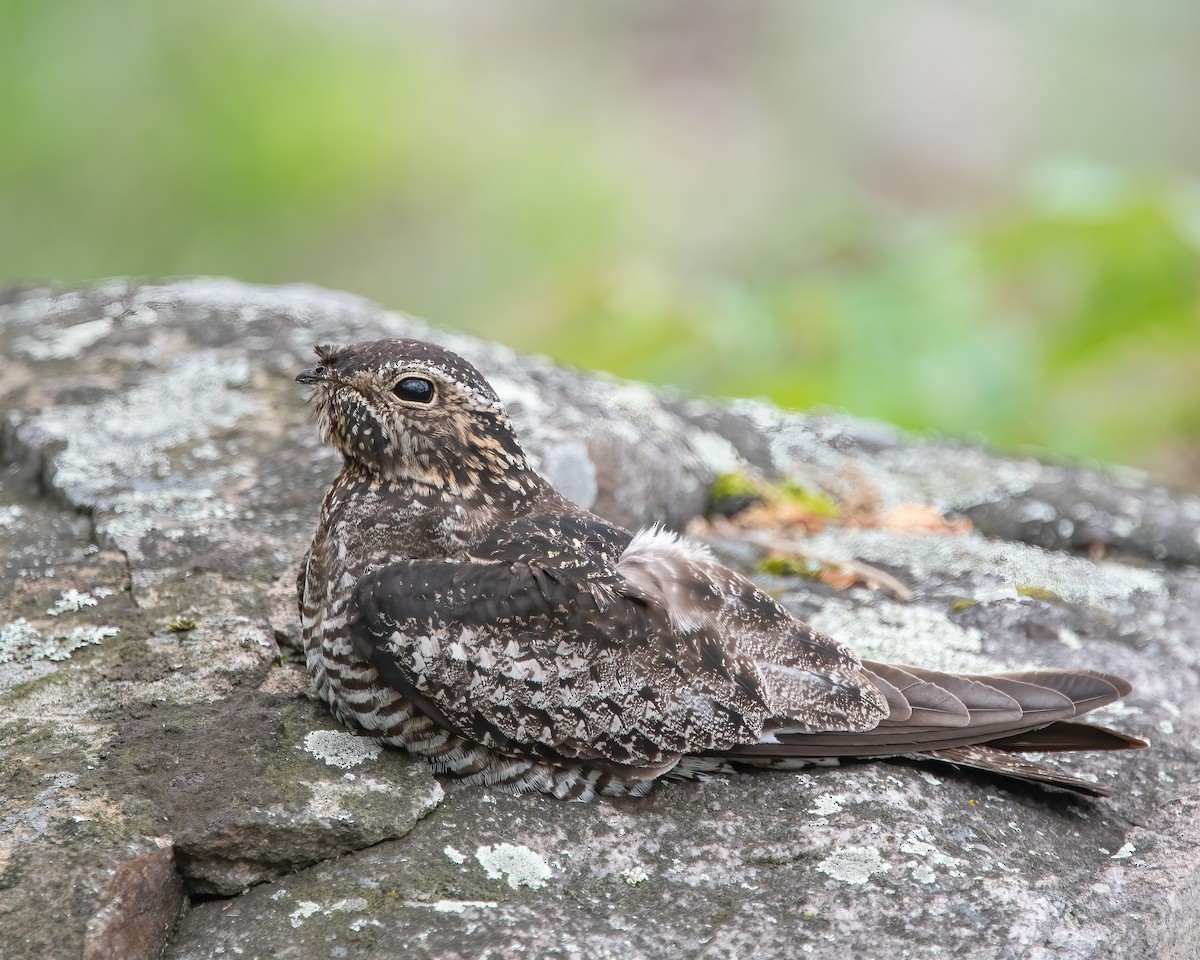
top-left (393, 377), bottom-right (435, 404)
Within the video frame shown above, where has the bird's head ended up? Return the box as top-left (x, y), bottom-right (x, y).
top-left (297, 338), bottom-right (537, 495)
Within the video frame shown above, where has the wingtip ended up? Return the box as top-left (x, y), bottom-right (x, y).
top-left (993, 668), bottom-right (1134, 715)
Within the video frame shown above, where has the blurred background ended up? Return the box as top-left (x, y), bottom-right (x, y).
top-left (3, 0), bottom-right (1199, 484)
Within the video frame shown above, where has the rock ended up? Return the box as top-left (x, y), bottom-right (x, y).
top-left (82, 838), bottom-right (183, 960)
top-left (0, 279), bottom-right (1197, 959)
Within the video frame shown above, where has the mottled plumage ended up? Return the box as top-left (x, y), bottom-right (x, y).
top-left (297, 338), bottom-right (1144, 800)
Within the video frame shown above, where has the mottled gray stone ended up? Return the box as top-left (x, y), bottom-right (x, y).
top-left (0, 279), bottom-right (1197, 960)
top-left (166, 773), bottom-right (1188, 960)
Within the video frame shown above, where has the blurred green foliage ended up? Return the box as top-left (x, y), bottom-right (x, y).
top-left (2, 1), bottom-right (1198, 481)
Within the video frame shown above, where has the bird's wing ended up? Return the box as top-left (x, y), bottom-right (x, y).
top-left (349, 527), bottom-right (888, 766)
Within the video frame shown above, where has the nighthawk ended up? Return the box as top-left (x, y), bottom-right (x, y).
top-left (296, 338), bottom-right (1145, 800)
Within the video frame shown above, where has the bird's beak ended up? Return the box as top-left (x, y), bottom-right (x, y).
top-left (296, 366), bottom-right (328, 385)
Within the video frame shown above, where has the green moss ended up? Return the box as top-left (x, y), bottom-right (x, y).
top-left (710, 471), bottom-right (763, 502)
top-left (167, 616), bottom-right (199, 633)
top-left (709, 472), bottom-right (843, 522)
top-left (708, 472), bottom-right (767, 516)
top-left (949, 597), bottom-right (978, 613)
top-left (756, 555), bottom-right (822, 579)
top-left (778, 482), bottom-right (842, 519)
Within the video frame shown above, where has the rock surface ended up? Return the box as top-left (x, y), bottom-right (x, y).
top-left (0, 279), bottom-right (1196, 960)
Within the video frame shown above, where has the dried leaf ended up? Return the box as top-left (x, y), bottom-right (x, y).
top-left (874, 504), bottom-right (972, 535)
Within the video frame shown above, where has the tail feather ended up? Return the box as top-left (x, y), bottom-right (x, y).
top-left (928, 745), bottom-right (1116, 797)
top-left (983, 719), bottom-right (1146, 753)
top-left (993, 669), bottom-right (1131, 712)
top-left (951, 673), bottom-right (1077, 717)
top-left (715, 661), bottom-right (1146, 795)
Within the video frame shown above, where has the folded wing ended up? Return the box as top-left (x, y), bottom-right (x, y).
top-left (349, 552), bottom-right (887, 769)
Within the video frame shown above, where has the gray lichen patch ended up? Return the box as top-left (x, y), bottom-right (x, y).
top-left (24, 350), bottom-right (260, 504)
top-left (805, 597), bottom-right (995, 672)
top-left (765, 417), bottom-right (1045, 512)
top-left (11, 316), bottom-right (119, 361)
top-left (898, 825), bottom-right (964, 885)
top-left (871, 444), bottom-right (1050, 513)
top-left (45, 586), bottom-right (110, 616)
top-left (302, 729), bottom-right (383, 769)
top-left (1, 569), bottom-right (137, 672)
top-left (474, 842), bottom-right (554, 890)
top-left (0, 617), bottom-right (119, 663)
top-left (809, 793), bottom-right (847, 818)
top-left (800, 526), bottom-right (1166, 616)
top-left (284, 894), bottom-right (370, 929)
top-left (0, 618), bottom-right (49, 662)
top-left (815, 845), bottom-right (889, 885)
top-left (6, 346), bottom-right (273, 569)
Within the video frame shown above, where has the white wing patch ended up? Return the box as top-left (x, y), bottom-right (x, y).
top-left (621, 526), bottom-right (717, 566)
top-left (617, 526), bottom-right (722, 634)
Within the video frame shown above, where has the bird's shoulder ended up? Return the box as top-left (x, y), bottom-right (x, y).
top-left (468, 499), bottom-right (633, 580)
